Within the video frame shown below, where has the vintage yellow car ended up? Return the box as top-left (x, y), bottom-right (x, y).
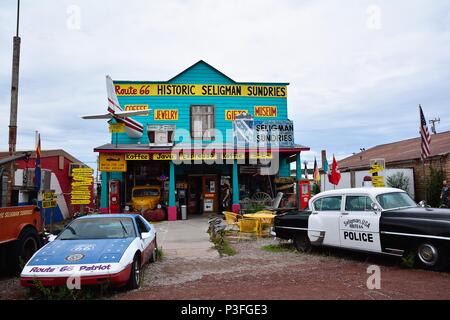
top-left (131, 185), bottom-right (162, 212)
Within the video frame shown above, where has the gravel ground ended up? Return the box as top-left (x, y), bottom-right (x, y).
top-left (2, 237), bottom-right (450, 300)
top-left (113, 238), bottom-right (450, 300)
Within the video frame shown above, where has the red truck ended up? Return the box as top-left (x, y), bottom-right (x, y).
top-left (0, 153), bottom-right (45, 273)
top-left (0, 205), bottom-right (43, 273)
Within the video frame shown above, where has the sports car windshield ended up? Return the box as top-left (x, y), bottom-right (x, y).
top-left (376, 192), bottom-right (417, 210)
top-left (58, 218), bottom-right (136, 240)
top-left (133, 188), bottom-right (160, 197)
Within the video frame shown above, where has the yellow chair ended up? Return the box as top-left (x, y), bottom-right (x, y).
top-left (237, 218), bottom-right (260, 239)
top-left (223, 211), bottom-right (240, 231)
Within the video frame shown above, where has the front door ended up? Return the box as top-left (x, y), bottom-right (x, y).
top-left (339, 195), bottom-right (381, 252)
top-left (308, 195), bottom-right (342, 247)
top-left (202, 175), bottom-right (218, 214)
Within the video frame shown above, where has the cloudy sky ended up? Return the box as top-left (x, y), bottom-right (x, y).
top-left (1, 0), bottom-right (449, 169)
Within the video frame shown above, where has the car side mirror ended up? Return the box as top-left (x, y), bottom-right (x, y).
top-left (141, 232), bottom-right (152, 240)
top-left (418, 200), bottom-right (430, 208)
top-left (371, 203), bottom-right (382, 214)
top-left (47, 234), bottom-right (57, 242)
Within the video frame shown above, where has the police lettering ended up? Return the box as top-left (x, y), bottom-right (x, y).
top-left (343, 231), bottom-right (374, 242)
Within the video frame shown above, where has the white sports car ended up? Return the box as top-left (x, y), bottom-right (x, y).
top-left (20, 214), bottom-right (157, 289)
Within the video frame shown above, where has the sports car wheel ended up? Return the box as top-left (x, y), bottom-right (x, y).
top-left (415, 242), bottom-right (449, 271)
top-left (127, 255), bottom-right (141, 289)
top-left (293, 234), bottom-right (312, 253)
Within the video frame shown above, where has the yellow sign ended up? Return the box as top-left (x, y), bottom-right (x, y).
top-left (42, 200), bottom-right (57, 208)
top-left (372, 176), bottom-right (385, 187)
top-left (254, 106), bottom-right (278, 117)
top-left (250, 152), bottom-right (273, 159)
top-left (72, 168), bottom-right (93, 174)
top-left (152, 153), bottom-right (177, 161)
top-left (109, 123), bottom-right (126, 133)
top-left (71, 190), bottom-right (91, 195)
top-left (71, 200), bottom-right (91, 205)
top-left (124, 104), bottom-right (149, 116)
top-left (125, 153), bottom-right (150, 161)
top-left (72, 181), bottom-right (93, 187)
top-left (369, 164), bottom-right (384, 174)
top-left (221, 152), bottom-right (246, 160)
top-left (99, 153), bottom-right (127, 172)
top-left (71, 195), bottom-right (91, 200)
top-left (42, 191), bottom-right (56, 201)
top-left (179, 153), bottom-right (217, 161)
top-left (154, 109), bottom-right (179, 121)
top-left (225, 110), bottom-right (248, 121)
top-left (115, 84), bottom-right (287, 98)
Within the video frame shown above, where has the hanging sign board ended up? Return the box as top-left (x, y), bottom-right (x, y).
top-left (99, 153), bottom-right (127, 172)
top-left (254, 120), bottom-right (294, 147)
top-left (109, 123), bottom-right (126, 133)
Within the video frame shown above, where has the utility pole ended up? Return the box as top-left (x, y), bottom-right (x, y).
top-left (429, 117), bottom-right (440, 134)
top-left (6, 0), bottom-right (21, 206)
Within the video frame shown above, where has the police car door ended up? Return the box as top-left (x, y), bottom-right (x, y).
top-left (339, 195), bottom-right (381, 252)
top-left (308, 195), bottom-right (342, 247)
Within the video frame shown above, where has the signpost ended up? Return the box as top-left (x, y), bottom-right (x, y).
top-left (42, 190), bottom-right (57, 232)
top-left (71, 168), bottom-right (93, 214)
top-left (369, 159), bottom-right (386, 187)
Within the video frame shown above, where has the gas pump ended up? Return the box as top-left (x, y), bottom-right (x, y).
top-left (298, 180), bottom-right (311, 210)
top-left (109, 179), bottom-right (120, 213)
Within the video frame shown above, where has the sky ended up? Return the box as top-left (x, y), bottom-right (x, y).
top-left (1, 0), bottom-right (450, 170)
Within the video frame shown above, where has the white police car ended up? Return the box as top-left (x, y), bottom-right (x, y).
top-left (273, 188), bottom-right (450, 271)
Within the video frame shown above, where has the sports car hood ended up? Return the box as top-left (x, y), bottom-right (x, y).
top-left (383, 207), bottom-right (450, 221)
top-left (26, 238), bottom-right (135, 266)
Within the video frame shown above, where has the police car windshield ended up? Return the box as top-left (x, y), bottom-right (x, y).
top-left (376, 192), bottom-right (417, 210)
top-left (58, 218), bottom-right (136, 240)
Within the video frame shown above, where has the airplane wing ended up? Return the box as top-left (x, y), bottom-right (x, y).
top-left (80, 113), bottom-right (114, 120)
top-left (114, 110), bottom-right (149, 118)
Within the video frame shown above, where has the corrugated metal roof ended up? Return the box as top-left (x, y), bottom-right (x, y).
top-left (338, 130), bottom-right (450, 170)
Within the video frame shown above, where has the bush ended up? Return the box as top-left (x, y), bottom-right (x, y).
top-left (427, 166), bottom-right (444, 207)
top-left (386, 172), bottom-right (411, 195)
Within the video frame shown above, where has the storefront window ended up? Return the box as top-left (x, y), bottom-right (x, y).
top-left (190, 105), bottom-right (215, 140)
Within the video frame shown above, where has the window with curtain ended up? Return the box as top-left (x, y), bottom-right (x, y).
top-left (190, 105), bottom-right (215, 140)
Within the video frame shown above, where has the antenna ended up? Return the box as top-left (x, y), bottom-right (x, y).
top-left (429, 117), bottom-right (440, 134)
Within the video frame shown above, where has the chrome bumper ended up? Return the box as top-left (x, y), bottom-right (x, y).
top-left (270, 227), bottom-right (277, 237)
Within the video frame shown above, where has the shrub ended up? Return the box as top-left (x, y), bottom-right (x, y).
top-left (386, 172), bottom-right (411, 195)
top-left (427, 166), bottom-right (444, 207)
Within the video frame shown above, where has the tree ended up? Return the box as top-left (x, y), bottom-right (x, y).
top-left (426, 166), bottom-right (444, 207)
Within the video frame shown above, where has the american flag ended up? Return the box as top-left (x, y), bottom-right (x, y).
top-left (419, 105), bottom-right (431, 161)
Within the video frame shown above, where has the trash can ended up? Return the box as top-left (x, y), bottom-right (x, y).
top-left (181, 205), bottom-right (187, 220)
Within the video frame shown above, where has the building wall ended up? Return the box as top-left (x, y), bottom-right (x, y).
top-left (113, 62), bottom-right (288, 145)
top-left (388, 155), bottom-right (449, 202)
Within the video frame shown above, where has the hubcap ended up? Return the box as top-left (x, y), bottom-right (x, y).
top-left (134, 260), bottom-right (140, 284)
top-left (418, 244), bottom-right (439, 266)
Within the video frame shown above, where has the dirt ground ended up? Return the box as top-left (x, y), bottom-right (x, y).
top-left (114, 238), bottom-right (450, 300)
top-left (2, 238), bottom-right (450, 300)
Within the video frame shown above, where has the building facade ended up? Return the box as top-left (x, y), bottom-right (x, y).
top-left (338, 130), bottom-right (450, 203)
top-left (94, 61), bottom-right (309, 219)
top-left (0, 149), bottom-right (90, 222)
